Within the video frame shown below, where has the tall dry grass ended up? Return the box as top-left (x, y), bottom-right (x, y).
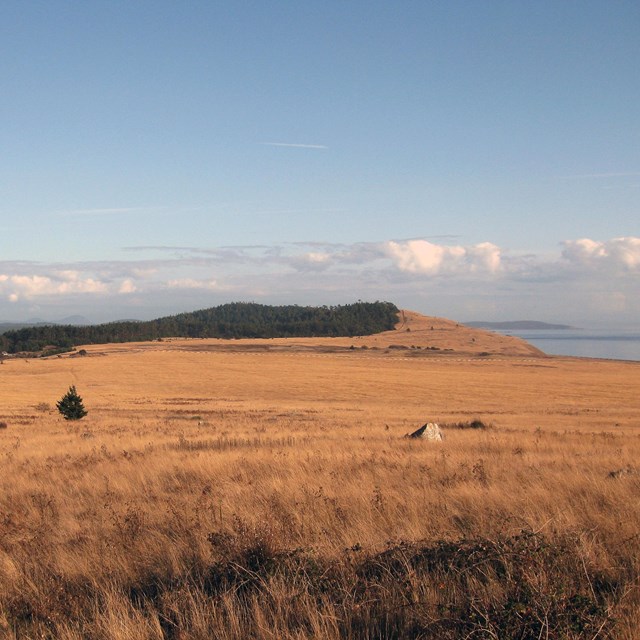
top-left (1, 347), bottom-right (639, 638)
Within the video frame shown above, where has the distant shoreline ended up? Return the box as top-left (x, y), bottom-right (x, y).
top-left (465, 321), bottom-right (576, 331)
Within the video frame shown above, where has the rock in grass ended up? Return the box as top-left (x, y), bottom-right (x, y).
top-left (404, 422), bottom-right (443, 441)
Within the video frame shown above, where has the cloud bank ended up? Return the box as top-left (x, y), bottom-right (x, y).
top-left (1, 236), bottom-right (638, 326)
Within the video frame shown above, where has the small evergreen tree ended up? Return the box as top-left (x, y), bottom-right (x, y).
top-left (56, 385), bottom-right (88, 420)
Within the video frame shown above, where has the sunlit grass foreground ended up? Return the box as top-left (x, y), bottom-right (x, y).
top-left (1, 345), bottom-right (639, 638)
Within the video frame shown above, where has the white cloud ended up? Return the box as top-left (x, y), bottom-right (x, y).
top-left (131, 267), bottom-right (158, 278)
top-left (0, 273), bottom-right (108, 300)
top-left (166, 278), bottom-right (220, 290)
top-left (386, 240), bottom-right (446, 273)
top-left (59, 279), bottom-right (107, 294)
top-left (465, 242), bottom-right (502, 273)
top-left (290, 252), bottom-right (331, 271)
top-left (384, 240), bottom-right (501, 275)
top-left (562, 237), bottom-right (640, 271)
top-left (119, 279), bottom-right (137, 294)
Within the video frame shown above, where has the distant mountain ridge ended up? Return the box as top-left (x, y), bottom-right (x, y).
top-left (0, 316), bottom-right (91, 334)
top-left (0, 322), bottom-right (46, 334)
top-left (465, 320), bottom-right (576, 330)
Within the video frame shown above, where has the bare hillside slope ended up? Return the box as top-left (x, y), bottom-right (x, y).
top-left (355, 309), bottom-right (546, 356)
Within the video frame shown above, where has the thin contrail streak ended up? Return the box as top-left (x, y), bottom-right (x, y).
top-left (261, 142), bottom-right (328, 149)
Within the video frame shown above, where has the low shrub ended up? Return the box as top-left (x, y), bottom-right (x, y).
top-left (444, 419), bottom-right (491, 430)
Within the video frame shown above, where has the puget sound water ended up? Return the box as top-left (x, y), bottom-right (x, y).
top-left (496, 330), bottom-right (640, 362)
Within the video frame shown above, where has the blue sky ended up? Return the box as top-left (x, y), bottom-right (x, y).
top-left (1, 1), bottom-right (638, 328)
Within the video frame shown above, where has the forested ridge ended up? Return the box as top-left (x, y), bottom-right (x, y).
top-left (0, 302), bottom-right (399, 354)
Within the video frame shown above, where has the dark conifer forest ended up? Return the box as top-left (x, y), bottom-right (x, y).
top-left (0, 302), bottom-right (399, 354)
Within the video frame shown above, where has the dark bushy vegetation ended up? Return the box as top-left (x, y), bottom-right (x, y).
top-left (5, 530), bottom-right (616, 638)
top-left (443, 419), bottom-right (492, 430)
top-left (0, 301), bottom-right (399, 353)
top-left (56, 385), bottom-right (88, 421)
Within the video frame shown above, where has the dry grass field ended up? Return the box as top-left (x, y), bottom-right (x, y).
top-left (1, 313), bottom-right (640, 638)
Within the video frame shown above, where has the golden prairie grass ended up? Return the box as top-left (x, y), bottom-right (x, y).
top-left (1, 339), bottom-right (640, 638)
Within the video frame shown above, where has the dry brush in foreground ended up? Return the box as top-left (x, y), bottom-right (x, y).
top-left (0, 348), bottom-right (639, 638)
top-left (1, 420), bottom-right (639, 638)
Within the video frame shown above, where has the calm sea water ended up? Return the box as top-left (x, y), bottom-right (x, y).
top-left (497, 330), bottom-right (640, 362)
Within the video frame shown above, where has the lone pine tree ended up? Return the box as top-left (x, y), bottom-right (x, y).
top-left (56, 385), bottom-right (88, 421)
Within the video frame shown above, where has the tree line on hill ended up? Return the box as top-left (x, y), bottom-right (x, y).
top-left (0, 301), bottom-right (399, 354)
